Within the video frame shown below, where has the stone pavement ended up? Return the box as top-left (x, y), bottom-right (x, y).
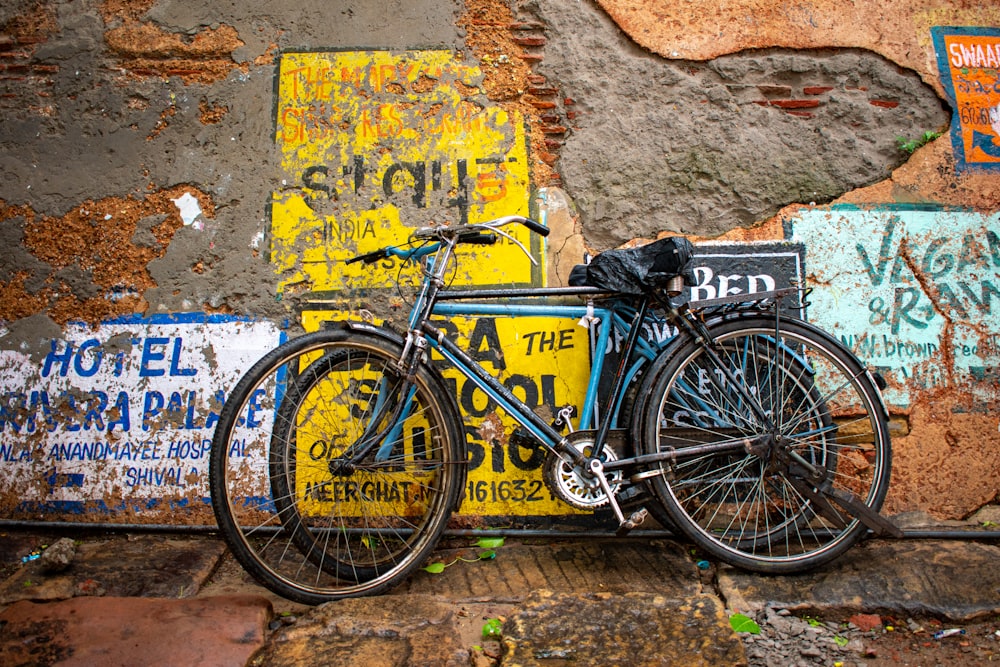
top-left (0, 526), bottom-right (998, 666)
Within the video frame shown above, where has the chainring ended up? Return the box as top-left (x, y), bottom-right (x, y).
top-left (543, 434), bottom-right (623, 510)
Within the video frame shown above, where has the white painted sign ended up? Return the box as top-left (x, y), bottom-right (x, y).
top-left (0, 314), bottom-right (283, 515)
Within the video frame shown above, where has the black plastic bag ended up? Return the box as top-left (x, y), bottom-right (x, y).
top-left (569, 236), bottom-right (695, 294)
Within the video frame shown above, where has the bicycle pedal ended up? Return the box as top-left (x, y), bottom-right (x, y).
top-left (616, 508), bottom-right (648, 536)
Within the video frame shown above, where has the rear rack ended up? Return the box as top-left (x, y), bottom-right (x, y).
top-left (686, 286), bottom-right (812, 317)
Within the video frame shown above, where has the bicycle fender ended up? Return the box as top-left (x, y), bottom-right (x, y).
top-left (322, 319), bottom-right (406, 347)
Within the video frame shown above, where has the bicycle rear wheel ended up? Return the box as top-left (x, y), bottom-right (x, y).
top-left (640, 315), bottom-right (891, 573)
top-left (210, 328), bottom-right (464, 604)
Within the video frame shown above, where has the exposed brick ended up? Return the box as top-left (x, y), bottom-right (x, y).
top-left (563, 98), bottom-right (576, 106)
top-left (757, 84), bottom-right (791, 96)
top-left (538, 151), bottom-right (559, 165)
top-left (527, 86), bottom-right (558, 97)
top-left (508, 22), bottom-right (546, 31)
top-left (520, 54), bottom-right (543, 63)
top-left (846, 86), bottom-right (869, 92)
top-left (769, 99), bottom-right (821, 109)
top-left (1, 64), bottom-right (30, 74)
top-left (529, 100), bottom-right (557, 109)
top-left (513, 36), bottom-right (546, 47)
top-left (566, 110), bottom-right (578, 120)
top-left (870, 99), bottom-right (900, 109)
top-left (544, 138), bottom-right (562, 148)
top-left (539, 113), bottom-right (560, 123)
top-left (31, 65), bottom-right (59, 74)
top-left (541, 125), bottom-right (567, 134)
top-left (803, 86), bottom-right (834, 95)
top-left (527, 74), bottom-right (547, 85)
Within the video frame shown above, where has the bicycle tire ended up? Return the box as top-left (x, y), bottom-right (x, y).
top-left (639, 314), bottom-right (891, 573)
top-left (210, 328), bottom-right (465, 604)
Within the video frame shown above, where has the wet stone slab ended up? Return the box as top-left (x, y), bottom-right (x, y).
top-left (0, 595), bottom-right (272, 667)
top-left (254, 594), bottom-right (470, 667)
top-left (0, 534), bottom-right (226, 605)
top-left (719, 539), bottom-right (1000, 622)
top-left (503, 589), bottom-right (746, 667)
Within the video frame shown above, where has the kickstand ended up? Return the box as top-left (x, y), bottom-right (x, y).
top-left (787, 476), bottom-right (903, 538)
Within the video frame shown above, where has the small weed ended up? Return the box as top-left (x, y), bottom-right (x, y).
top-left (482, 617), bottom-right (503, 640)
top-left (422, 537), bottom-right (504, 574)
top-left (896, 130), bottom-right (942, 154)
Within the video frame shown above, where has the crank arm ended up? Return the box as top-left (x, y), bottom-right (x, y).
top-left (587, 459), bottom-right (648, 536)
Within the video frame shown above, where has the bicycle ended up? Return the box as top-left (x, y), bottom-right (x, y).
top-left (209, 215), bottom-right (898, 604)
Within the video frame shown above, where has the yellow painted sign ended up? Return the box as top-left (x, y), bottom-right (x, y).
top-left (276, 51), bottom-right (598, 519)
top-left (271, 50), bottom-right (540, 295)
top-left (434, 314), bottom-right (592, 517)
top-left (297, 310), bottom-right (594, 518)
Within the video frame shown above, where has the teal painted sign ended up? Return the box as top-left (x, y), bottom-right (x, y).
top-left (789, 205), bottom-right (1000, 410)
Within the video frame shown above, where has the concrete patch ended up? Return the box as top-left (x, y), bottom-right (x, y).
top-left (0, 595), bottom-right (271, 667)
top-left (719, 539), bottom-right (1000, 622)
top-left (503, 589), bottom-right (746, 666)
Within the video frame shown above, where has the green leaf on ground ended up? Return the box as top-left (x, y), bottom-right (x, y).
top-left (474, 537), bottom-right (505, 549)
top-left (729, 613), bottom-right (761, 634)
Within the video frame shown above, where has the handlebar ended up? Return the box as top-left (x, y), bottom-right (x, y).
top-left (412, 215), bottom-right (548, 240)
top-left (345, 215), bottom-right (547, 265)
top-left (344, 249), bottom-right (389, 265)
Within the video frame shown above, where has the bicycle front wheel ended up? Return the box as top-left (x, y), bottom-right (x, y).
top-left (210, 328), bottom-right (465, 604)
top-left (640, 315), bottom-right (891, 573)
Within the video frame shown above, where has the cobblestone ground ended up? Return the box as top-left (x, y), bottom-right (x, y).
top-left (741, 606), bottom-right (999, 667)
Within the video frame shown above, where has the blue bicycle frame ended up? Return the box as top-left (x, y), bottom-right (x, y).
top-left (428, 287), bottom-right (670, 459)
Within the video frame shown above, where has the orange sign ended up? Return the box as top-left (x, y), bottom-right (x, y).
top-left (933, 27), bottom-right (1000, 171)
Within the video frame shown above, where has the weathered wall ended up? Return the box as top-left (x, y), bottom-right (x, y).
top-left (0, 0), bottom-right (997, 523)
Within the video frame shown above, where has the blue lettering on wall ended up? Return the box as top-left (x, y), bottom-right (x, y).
top-left (0, 389), bottom-right (257, 435)
top-left (42, 336), bottom-right (200, 379)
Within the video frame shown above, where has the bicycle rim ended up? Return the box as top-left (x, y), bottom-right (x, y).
top-left (642, 316), bottom-right (891, 573)
top-left (209, 330), bottom-right (463, 603)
